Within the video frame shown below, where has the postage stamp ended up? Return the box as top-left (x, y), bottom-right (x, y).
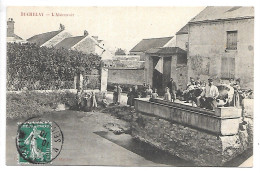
top-left (17, 122), bottom-right (52, 164)
top-left (16, 117), bottom-right (63, 164)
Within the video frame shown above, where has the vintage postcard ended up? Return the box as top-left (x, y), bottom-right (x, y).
top-left (5, 6), bottom-right (254, 167)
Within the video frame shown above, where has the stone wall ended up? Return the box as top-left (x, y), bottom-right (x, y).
top-left (131, 112), bottom-right (252, 166)
top-left (108, 69), bottom-right (145, 85)
top-left (131, 98), bottom-right (253, 166)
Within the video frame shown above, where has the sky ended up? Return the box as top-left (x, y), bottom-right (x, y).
top-left (7, 6), bottom-right (205, 51)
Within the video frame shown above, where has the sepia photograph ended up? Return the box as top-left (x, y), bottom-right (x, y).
top-left (2, 4), bottom-right (256, 168)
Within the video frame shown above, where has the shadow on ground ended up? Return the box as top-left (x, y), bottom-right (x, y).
top-left (95, 131), bottom-right (195, 166)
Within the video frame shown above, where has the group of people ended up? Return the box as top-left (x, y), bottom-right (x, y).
top-left (76, 90), bottom-right (99, 110)
top-left (125, 84), bottom-right (160, 107)
top-left (114, 76), bottom-right (251, 111)
top-left (182, 77), bottom-right (245, 110)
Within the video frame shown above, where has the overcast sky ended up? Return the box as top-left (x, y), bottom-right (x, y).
top-left (7, 6), bottom-right (205, 51)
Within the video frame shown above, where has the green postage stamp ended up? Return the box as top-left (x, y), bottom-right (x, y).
top-left (17, 122), bottom-right (52, 164)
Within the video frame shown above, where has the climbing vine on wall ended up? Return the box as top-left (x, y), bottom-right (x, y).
top-left (190, 55), bottom-right (210, 75)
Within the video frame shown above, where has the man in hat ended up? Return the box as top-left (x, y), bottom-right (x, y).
top-left (199, 78), bottom-right (219, 110)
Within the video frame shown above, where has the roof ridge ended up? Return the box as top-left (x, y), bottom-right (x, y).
top-left (27, 30), bottom-right (62, 40)
top-left (142, 36), bottom-right (174, 40)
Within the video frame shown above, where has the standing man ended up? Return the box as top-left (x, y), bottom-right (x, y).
top-left (167, 78), bottom-right (177, 102)
top-left (199, 78), bottom-right (219, 110)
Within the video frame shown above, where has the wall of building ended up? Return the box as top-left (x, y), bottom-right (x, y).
top-left (108, 69), bottom-right (145, 85)
top-left (188, 18), bottom-right (254, 89)
top-left (129, 52), bottom-right (146, 61)
top-left (145, 54), bottom-right (188, 91)
top-left (176, 34), bottom-right (188, 50)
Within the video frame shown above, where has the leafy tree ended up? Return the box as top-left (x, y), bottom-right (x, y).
top-left (115, 48), bottom-right (126, 55)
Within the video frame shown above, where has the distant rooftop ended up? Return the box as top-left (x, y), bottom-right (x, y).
top-left (189, 6), bottom-right (254, 23)
top-left (27, 30), bottom-right (63, 46)
top-left (130, 36), bottom-right (174, 53)
top-left (54, 36), bottom-right (86, 49)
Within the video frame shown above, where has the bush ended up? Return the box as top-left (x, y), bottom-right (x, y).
top-left (6, 90), bottom-right (105, 119)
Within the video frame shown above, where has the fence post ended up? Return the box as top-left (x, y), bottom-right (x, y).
top-left (101, 68), bottom-right (108, 91)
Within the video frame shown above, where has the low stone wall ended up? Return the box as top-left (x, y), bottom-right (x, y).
top-left (131, 98), bottom-right (253, 166)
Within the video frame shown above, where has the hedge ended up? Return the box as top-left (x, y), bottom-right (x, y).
top-left (7, 43), bottom-right (101, 91)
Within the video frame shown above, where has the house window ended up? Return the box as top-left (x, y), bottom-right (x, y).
top-left (221, 57), bottom-right (235, 79)
top-left (226, 31), bottom-right (237, 50)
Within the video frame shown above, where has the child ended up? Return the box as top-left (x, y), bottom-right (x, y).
top-left (151, 88), bottom-right (159, 99)
top-left (127, 87), bottom-right (133, 107)
top-left (117, 85), bottom-right (122, 105)
top-left (91, 91), bottom-right (97, 109)
top-left (146, 84), bottom-right (153, 98)
top-left (113, 86), bottom-right (118, 105)
top-left (164, 87), bottom-right (171, 102)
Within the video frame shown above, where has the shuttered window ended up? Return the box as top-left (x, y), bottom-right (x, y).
top-left (221, 57), bottom-right (235, 79)
top-left (227, 31), bottom-right (238, 50)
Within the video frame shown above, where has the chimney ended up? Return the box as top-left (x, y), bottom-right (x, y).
top-left (59, 23), bottom-right (65, 30)
top-left (7, 18), bottom-right (15, 37)
top-left (92, 36), bottom-right (98, 41)
top-left (84, 30), bottom-right (89, 36)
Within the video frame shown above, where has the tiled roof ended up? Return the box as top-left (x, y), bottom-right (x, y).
top-left (130, 36), bottom-right (174, 53)
top-left (27, 30), bottom-right (62, 46)
top-left (54, 36), bottom-right (86, 49)
top-left (189, 6), bottom-right (254, 23)
top-left (145, 47), bottom-right (187, 55)
top-left (176, 24), bottom-right (189, 35)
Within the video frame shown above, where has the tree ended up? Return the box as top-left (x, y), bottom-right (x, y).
top-left (115, 48), bottom-right (126, 55)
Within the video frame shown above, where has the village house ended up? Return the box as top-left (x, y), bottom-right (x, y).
top-left (54, 31), bottom-right (113, 60)
top-left (104, 36), bottom-right (175, 88)
top-left (105, 36), bottom-right (188, 93)
top-left (6, 18), bottom-right (25, 43)
top-left (187, 6), bottom-right (254, 89)
top-left (141, 6), bottom-right (254, 94)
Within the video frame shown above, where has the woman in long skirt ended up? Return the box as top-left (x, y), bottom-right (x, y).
top-left (113, 86), bottom-right (118, 105)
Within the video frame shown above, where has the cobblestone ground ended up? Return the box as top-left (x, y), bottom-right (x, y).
top-left (6, 105), bottom-right (252, 166)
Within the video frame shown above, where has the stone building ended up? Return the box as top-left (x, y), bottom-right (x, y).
top-left (128, 36), bottom-right (189, 94)
top-left (187, 6), bottom-right (254, 89)
top-left (54, 31), bottom-right (113, 60)
top-left (144, 47), bottom-right (188, 94)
